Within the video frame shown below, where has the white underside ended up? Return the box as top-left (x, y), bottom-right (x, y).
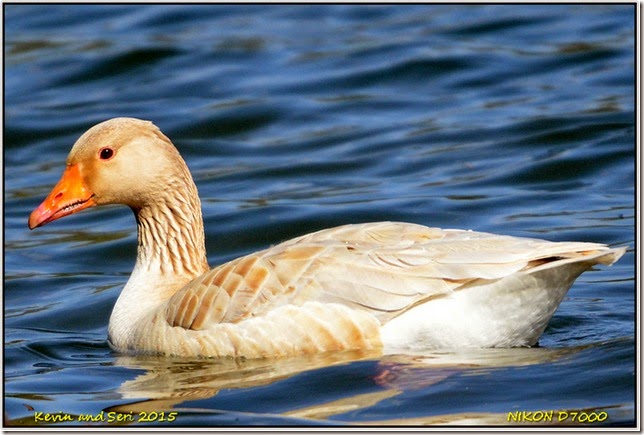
top-left (380, 268), bottom-right (574, 352)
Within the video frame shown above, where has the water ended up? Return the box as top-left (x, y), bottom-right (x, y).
top-left (3, 4), bottom-right (636, 427)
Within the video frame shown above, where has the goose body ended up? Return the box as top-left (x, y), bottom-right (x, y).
top-left (28, 117), bottom-right (626, 359)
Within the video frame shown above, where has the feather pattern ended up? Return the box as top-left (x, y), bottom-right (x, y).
top-left (160, 222), bottom-right (625, 343)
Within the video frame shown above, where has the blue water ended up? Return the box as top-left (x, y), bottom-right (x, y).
top-left (4, 4), bottom-right (636, 427)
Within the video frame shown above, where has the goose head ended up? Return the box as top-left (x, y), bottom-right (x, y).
top-left (28, 117), bottom-right (193, 229)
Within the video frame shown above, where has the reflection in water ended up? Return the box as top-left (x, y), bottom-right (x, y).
top-left (107, 346), bottom-right (594, 425)
top-left (108, 349), bottom-right (381, 414)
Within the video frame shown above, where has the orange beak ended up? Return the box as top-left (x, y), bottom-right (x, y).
top-left (28, 164), bottom-right (96, 230)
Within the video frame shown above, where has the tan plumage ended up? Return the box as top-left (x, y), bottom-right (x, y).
top-left (28, 117), bottom-right (626, 359)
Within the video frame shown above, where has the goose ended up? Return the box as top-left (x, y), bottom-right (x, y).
top-left (28, 117), bottom-right (626, 359)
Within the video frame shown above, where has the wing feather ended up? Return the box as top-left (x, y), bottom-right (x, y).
top-left (163, 221), bottom-right (619, 331)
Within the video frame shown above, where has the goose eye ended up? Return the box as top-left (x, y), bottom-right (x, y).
top-left (99, 147), bottom-right (114, 160)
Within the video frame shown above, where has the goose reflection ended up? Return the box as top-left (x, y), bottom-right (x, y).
top-left (105, 345), bottom-right (587, 425)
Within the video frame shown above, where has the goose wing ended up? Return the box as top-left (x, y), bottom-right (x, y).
top-left (163, 221), bottom-right (620, 330)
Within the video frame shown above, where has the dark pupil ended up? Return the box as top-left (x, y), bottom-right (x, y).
top-left (100, 148), bottom-right (113, 160)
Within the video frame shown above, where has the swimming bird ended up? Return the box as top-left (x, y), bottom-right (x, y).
top-left (28, 117), bottom-right (626, 359)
